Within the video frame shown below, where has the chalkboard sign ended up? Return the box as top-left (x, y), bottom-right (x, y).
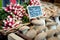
top-left (27, 5), bottom-right (42, 19)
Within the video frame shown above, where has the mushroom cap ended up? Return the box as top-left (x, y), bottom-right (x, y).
top-left (35, 32), bottom-right (47, 40)
top-left (35, 26), bottom-right (48, 33)
top-left (45, 18), bottom-right (54, 22)
top-left (19, 26), bottom-right (30, 31)
top-left (56, 25), bottom-right (60, 34)
top-left (46, 29), bottom-right (56, 37)
top-left (54, 29), bottom-right (59, 35)
top-left (31, 19), bottom-right (45, 25)
top-left (47, 37), bottom-right (59, 40)
top-left (46, 22), bottom-right (57, 26)
top-left (26, 29), bottom-right (37, 38)
top-left (57, 35), bottom-right (60, 40)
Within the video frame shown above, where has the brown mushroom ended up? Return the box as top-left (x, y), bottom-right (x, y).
top-left (46, 29), bottom-right (56, 37)
top-left (47, 37), bottom-right (59, 40)
top-left (26, 29), bottom-right (37, 39)
top-left (34, 32), bottom-right (47, 40)
top-left (35, 26), bottom-right (48, 33)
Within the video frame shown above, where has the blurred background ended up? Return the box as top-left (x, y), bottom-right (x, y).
top-left (0, 0), bottom-right (2, 8)
top-left (0, 0), bottom-right (60, 8)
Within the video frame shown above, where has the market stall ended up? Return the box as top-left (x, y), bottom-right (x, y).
top-left (0, 0), bottom-right (60, 40)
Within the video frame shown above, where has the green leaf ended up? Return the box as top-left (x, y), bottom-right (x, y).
top-left (0, 9), bottom-right (10, 20)
top-left (22, 16), bottom-right (29, 23)
top-left (0, 26), bottom-right (3, 30)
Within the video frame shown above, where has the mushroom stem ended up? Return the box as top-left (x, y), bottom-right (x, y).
top-left (55, 16), bottom-right (60, 25)
top-left (50, 25), bottom-right (57, 30)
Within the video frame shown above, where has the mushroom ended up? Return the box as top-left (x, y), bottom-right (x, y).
top-left (34, 26), bottom-right (48, 33)
top-left (57, 35), bottom-right (60, 40)
top-left (56, 25), bottom-right (60, 34)
top-left (34, 32), bottom-right (47, 40)
top-left (31, 19), bottom-right (45, 26)
top-left (26, 29), bottom-right (37, 39)
top-left (46, 21), bottom-right (57, 26)
top-left (46, 29), bottom-right (56, 37)
top-left (45, 18), bottom-right (54, 22)
top-left (55, 16), bottom-right (60, 25)
top-left (19, 26), bottom-right (30, 34)
top-left (46, 21), bottom-right (57, 30)
top-left (53, 29), bottom-right (59, 36)
top-left (47, 37), bottom-right (59, 40)
top-left (50, 25), bottom-right (57, 30)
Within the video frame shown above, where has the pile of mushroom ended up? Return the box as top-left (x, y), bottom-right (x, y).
top-left (7, 1), bottom-right (60, 40)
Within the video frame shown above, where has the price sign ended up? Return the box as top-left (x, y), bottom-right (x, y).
top-left (27, 5), bottom-right (42, 19)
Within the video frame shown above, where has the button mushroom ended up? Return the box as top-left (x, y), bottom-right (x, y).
top-left (26, 29), bottom-right (37, 39)
top-left (34, 32), bottom-right (47, 40)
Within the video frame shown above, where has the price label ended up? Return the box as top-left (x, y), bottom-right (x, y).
top-left (27, 5), bottom-right (42, 19)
